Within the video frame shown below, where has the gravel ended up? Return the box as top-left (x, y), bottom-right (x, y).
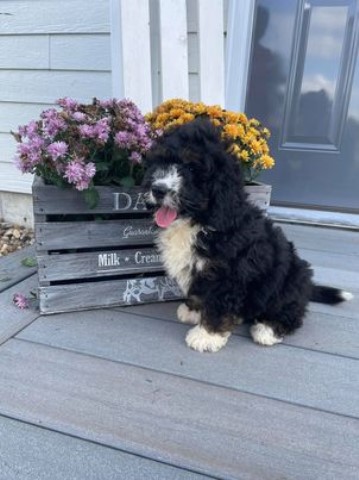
top-left (0, 220), bottom-right (34, 257)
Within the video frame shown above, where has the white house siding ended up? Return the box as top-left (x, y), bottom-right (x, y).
top-left (0, 0), bottom-right (228, 225)
top-left (0, 0), bottom-right (111, 197)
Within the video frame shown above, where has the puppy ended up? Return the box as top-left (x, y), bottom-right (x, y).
top-left (144, 118), bottom-right (353, 352)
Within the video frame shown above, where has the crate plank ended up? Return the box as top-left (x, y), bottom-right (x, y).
top-left (0, 339), bottom-right (358, 480)
top-left (38, 276), bottom-right (183, 314)
top-left (38, 247), bottom-right (163, 282)
top-left (35, 219), bottom-right (157, 250)
top-left (32, 176), bottom-right (149, 214)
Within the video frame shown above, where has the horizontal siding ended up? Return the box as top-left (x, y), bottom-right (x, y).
top-left (0, 133), bottom-right (16, 163)
top-left (0, 0), bottom-right (109, 34)
top-left (0, 35), bottom-right (49, 69)
top-left (0, 34), bottom-right (111, 71)
top-left (0, 70), bottom-right (112, 104)
top-left (0, 0), bottom-right (111, 194)
top-left (50, 34), bottom-right (111, 71)
top-left (0, 162), bottom-right (33, 194)
top-left (0, 102), bottom-right (53, 133)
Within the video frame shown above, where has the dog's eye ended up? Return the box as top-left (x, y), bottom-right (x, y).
top-left (186, 164), bottom-right (195, 173)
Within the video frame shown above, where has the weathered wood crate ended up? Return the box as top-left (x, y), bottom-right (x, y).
top-left (244, 182), bottom-right (272, 212)
top-left (32, 177), bottom-right (182, 314)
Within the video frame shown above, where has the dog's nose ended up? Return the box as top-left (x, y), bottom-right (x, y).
top-left (152, 184), bottom-right (168, 199)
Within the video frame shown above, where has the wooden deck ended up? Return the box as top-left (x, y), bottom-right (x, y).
top-left (0, 223), bottom-right (358, 480)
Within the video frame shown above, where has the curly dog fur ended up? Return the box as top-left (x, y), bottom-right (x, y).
top-left (143, 118), bottom-right (353, 352)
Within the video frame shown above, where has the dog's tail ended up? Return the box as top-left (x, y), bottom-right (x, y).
top-left (310, 284), bottom-right (354, 305)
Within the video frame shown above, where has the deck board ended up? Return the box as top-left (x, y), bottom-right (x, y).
top-left (115, 303), bottom-right (359, 357)
top-left (0, 222), bottom-right (358, 479)
top-left (0, 339), bottom-right (358, 480)
top-left (280, 223), bottom-right (359, 255)
top-left (0, 274), bottom-right (39, 345)
top-left (17, 310), bottom-right (359, 417)
top-left (0, 245), bottom-right (36, 293)
top-left (0, 415), bottom-right (209, 480)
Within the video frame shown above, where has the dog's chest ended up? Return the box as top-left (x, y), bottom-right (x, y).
top-left (156, 219), bottom-right (203, 294)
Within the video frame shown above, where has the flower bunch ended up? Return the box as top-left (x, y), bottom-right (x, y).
top-left (146, 99), bottom-right (275, 182)
top-left (13, 98), bottom-right (155, 206)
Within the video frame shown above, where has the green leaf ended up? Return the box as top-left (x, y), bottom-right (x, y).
top-left (119, 176), bottom-right (135, 188)
top-left (95, 162), bottom-right (109, 172)
top-left (21, 257), bottom-right (37, 268)
top-left (83, 187), bottom-right (100, 209)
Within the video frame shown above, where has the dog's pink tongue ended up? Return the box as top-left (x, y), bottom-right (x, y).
top-left (155, 206), bottom-right (177, 228)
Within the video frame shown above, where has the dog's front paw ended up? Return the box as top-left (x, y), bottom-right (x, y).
top-left (185, 325), bottom-right (230, 353)
top-left (250, 323), bottom-right (283, 346)
top-left (177, 303), bottom-right (201, 325)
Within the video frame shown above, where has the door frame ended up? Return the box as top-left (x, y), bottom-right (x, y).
top-left (225, 0), bottom-right (359, 228)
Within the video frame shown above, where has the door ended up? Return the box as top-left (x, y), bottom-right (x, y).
top-left (245, 0), bottom-right (359, 212)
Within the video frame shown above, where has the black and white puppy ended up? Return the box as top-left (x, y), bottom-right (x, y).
top-left (144, 118), bottom-right (353, 353)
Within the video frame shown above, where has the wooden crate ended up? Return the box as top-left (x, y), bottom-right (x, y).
top-left (32, 177), bottom-right (182, 314)
top-left (244, 182), bottom-right (272, 212)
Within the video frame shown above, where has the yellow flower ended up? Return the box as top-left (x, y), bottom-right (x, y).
top-left (237, 113), bottom-right (248, 124)
top-left (146, 98), bottom-right (275, 175)
top-left (250, 140), bottom-right (263, 155)
top-left (181, 113), bottom-right (195, 122)
top-left (229, 143), bottom-right (241, 155)
top-left (223, 124), bottom-right (240, 139)
top-left (249, 118), bottom-right (260, 126)
top-left (240, 150), bottom-right (250, 161)
top-left (260, 154), bottom-right (275, 169)
top-left (170, 108), bottom-right (185, 118)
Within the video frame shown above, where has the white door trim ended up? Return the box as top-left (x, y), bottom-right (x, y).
top-left (225, 0), bottom-right (255, 111)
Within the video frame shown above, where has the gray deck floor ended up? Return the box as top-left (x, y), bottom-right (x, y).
top-left (0, 223), bottom-right (358, 480)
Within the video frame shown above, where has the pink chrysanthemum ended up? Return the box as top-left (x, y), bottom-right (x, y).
top-left (47, 141), bottom-right (68, 160)
top-left (13, 293), bottom-right (29, 309)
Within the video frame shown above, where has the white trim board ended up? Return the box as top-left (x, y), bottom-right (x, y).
top-left (269, 206), bottom-right (359, 230)
top-left (225, 0), bottom-right (255, 110)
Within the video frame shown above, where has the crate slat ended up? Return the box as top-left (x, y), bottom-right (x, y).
top-left (32, 176), bottom-right (148, 215)
top-left (38, 247), bottom-right (163, 282)
top-left (38, 275), bottom-right (183, 314)
top-left (35, 219), bottom-right (157, 251)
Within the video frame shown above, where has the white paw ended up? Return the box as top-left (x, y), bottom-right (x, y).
top-left (250, 323), bottom-right (283, 346)
top-left (185, 325), bottom-right (230, 353)
top-left (177, 303), bottom-right (201, 325)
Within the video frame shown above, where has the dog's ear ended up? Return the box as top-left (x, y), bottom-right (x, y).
top-left (208, 152), bottom-right (246, 231)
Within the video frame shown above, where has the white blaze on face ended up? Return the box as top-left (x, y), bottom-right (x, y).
top-left (152, 165), bottom-right (182, 227)
top-left (152, 165), bottom-right (182, 195)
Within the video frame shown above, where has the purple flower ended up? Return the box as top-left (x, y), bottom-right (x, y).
top-left (79, 124), bottom-right (95, 138)
top-left (41, 109), bottom-right (66, 137)
top-left (85, 162), bottom-right (96, 178)
top-left (64, 160), bottom-right (85, 183)
top-left (13, 293), bottom-right (29, 309)
top-left (64, 160), bottom-right (95, 191)
top-left (13, 97), bottom-right (155, 194)
top-left (47, 141), bottom-right (68, 160)
top-left (56, 97), bottom-right (79, 111)
top-left (72, 111), bottom-right (86, 121)
top-left (130, 151), bottom-right (142, 163)
top-left (94, 118), bottom-right (110, 142)
top-left (115, 131), bottom-right (132, 148)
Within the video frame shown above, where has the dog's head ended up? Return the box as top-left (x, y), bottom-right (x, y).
top-left (143, 117), bottom-right (245, 229)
